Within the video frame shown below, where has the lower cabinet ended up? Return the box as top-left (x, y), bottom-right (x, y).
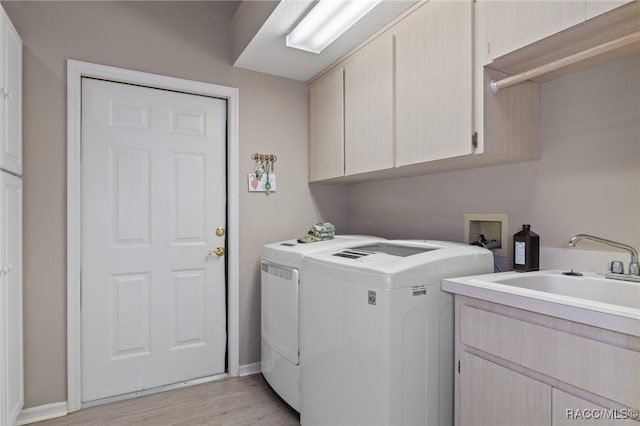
top-left (454, 296), bottom-right (639, 426)
top-left (552, 389), bottom-right (638, 426)
top-left (460, 351), bottom-right (550, 426)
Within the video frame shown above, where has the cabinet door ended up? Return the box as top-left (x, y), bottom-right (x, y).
top-left (344, 32), bottom-right (394, 175)
top-left (552, 389), bottom-right (638, 426)
top-left (0, 9), bottom-right (22, 175)
top-left (309, 67), bottom-right (344, 181)
top-left (460, 351), bottom-right (551, 426)
top-left (486, 1), bottom-right (585, 62)
top-left (395, 0), bottom-right (473, 166)
top-left (0, 171), bottom-right (23, 426)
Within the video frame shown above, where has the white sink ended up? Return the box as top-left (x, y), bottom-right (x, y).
top-left (492, 272), bottom-right (640, 309)
top-left (442, 270), bottom-right (640, 336)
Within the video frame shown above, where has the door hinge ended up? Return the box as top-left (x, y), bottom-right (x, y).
top-left (487, 42), bottom-right (491, 56)
top-left (472, 132), bottom-right (478, 151)
top-left (458, 360), bottom-right (461, 373)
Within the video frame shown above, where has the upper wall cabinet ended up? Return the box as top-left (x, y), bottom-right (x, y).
top-left (307, 0), bottom-right (637, 184)
top-left (485, 1), bottom-right (585, 62)
top-left (0, 7), bottom-right (21, 176)
top-left (484, 0), bottom-right (636, 64)
top-left (586, 0), bottom-right (633, 19)
top-left (308, 0), bottom-right (539, 183)
top-left (395, 0), bottom-right (473, 167)
top-left (309, 67), bottom-right (344, 182)
top-left (343, 32), bottom-right (394, 176)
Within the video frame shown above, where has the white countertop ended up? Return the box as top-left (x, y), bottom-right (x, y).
top-left (442, 269), bottom-right (640, 337)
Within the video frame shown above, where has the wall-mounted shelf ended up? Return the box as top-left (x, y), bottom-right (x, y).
top-left (487, 1), bottom-right (640, 88)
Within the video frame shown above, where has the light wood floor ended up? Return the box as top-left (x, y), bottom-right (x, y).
top-left (35, 374), bottom-right (300, 426)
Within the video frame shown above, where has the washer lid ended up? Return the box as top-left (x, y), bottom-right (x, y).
top-left (302, 240), bottom-right (495, 289)
top-left (334, 242), bottom-right (436, 259)
top-left (262, 235), bottom-right (383, 267)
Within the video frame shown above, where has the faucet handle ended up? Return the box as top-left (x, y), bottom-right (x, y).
top-left (609, 260), bottom-right (624, 274)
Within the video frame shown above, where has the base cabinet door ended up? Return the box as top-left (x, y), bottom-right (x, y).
top-left (552, 389), bottom-right (638, 426)
top-left (460, 351), bottom-right (551, 426)
top-left (0, 171), bottom-right (23, 426)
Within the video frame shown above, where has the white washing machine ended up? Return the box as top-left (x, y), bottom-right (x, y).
top-left (260, 235), bottom-right (383, 412)
top-left (300, 240), bottom-right (493, 426)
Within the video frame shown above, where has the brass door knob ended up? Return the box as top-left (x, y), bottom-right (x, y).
top-left (216, 227), bottom-right (225, 237)
top-left (209, 247), bottom-right (225, 256)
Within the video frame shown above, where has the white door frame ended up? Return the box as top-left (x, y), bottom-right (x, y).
top-left (66, 60), bottom-right (240, 412)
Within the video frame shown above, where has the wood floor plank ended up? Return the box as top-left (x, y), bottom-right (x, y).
top-left (35, 375), bottom-right (300, 426)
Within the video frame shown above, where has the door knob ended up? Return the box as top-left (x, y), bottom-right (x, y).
top-left (209, 247), bottom-right (225, 256)
top-left (215, 227), bottom-right (225, 237)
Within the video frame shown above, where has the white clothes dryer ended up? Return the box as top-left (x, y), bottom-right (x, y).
top-left (260, 235), bottom-right (383, 412)
top-left (300, 240), bottom-right (493, 425)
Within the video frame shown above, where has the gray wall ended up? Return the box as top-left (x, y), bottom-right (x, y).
top-left (2, 1), bottom-right (350, 408)
top-left (351, 54), bottom-right (640, 262)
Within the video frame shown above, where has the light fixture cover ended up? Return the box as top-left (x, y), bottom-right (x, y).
top-left (286, 0), bottom-right (383, 54)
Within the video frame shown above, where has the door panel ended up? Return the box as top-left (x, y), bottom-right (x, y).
top-left (111, 273), bottom-right (150, 359)
top-left (0, 10), bottom-right (22, 175)
top-left (172, 269), bottom-right (207, 349)
top-left (172, 153), bottom-right (206, 243)
top-left (111, 148), bottom-right (151, 245)
top-left (344, 32), bottom-right (394, 175)
top-left (395, 0), bottom-right (473, 166)
top-left (0, 171), bottom-right (23, 426)
top-left (81, 78), bottom-right (227, 401)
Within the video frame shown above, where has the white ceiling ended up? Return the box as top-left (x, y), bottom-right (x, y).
top-left (233, 0), bottom-right (416, 81)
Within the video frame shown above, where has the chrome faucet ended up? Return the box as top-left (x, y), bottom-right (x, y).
top-left (568, 234), bottom-right (640, 277)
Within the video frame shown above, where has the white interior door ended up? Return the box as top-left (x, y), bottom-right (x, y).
top-left (81, 78), bottom-right (227, 402)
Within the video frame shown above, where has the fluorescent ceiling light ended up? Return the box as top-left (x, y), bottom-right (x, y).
top-left (286, 0), bottom-right (383, 54)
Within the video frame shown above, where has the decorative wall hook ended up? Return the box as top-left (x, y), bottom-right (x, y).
top-left (250, 153), bottom-right (278, 194)
top-left (251, 153), bottom-right (277, 165)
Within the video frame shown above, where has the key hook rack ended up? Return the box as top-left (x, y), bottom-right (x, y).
top-left (251, 153), bottom-right (277, 164)
top-left (250, 153), bottom-right (278, 194)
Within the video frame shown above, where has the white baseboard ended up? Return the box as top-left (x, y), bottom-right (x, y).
top-left (238, 361), bottom-right (261, 377)
top-left (16, 401), bottom-right (68, 425)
